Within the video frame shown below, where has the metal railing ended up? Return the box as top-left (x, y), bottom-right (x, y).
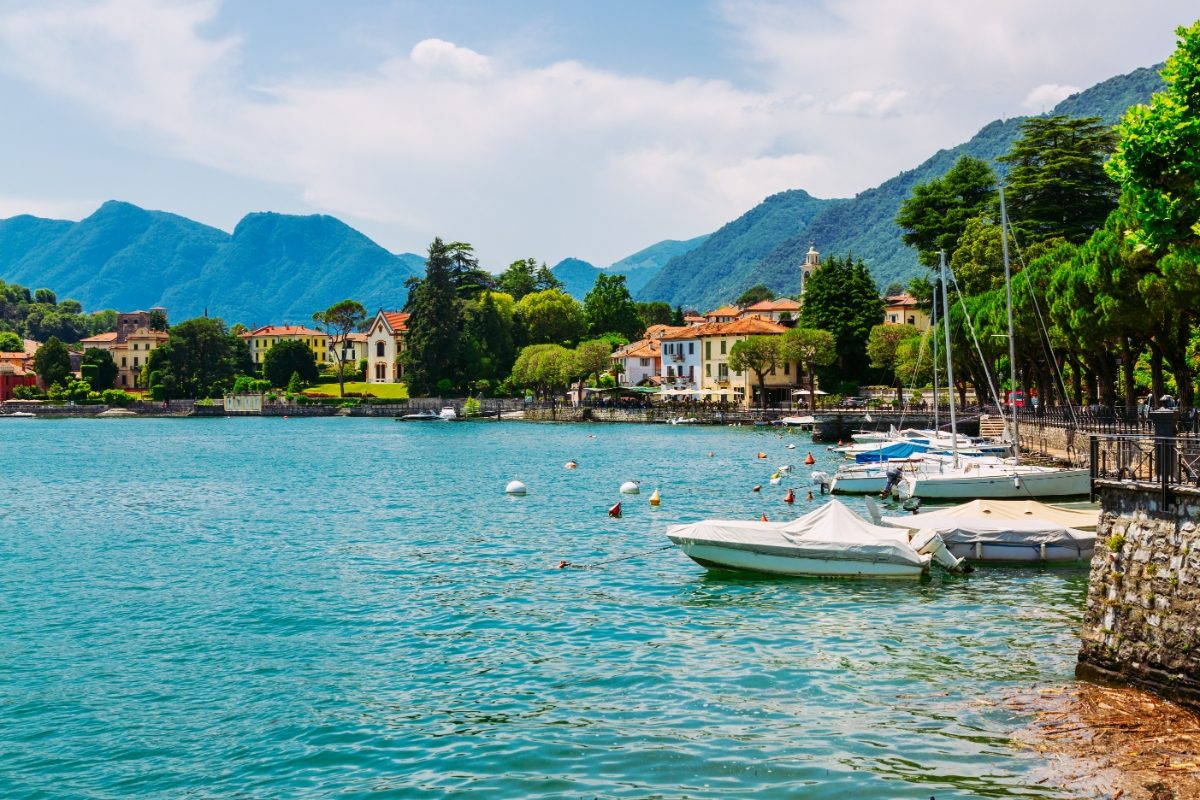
top-left (1090, 433), bottom-right (1200, 503)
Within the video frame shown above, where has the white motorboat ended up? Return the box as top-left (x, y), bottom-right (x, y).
top-left (399, 410), bottom-right (439, 421)
top-left (668, 416), bottom-right (699, 425)
top-left (878, 498), bottom-right (1097, 564)
top-left (897, 462), bottom-right (1091, 500)
top-left (665, 499), bottom-right (964, 579)
top-left (3, 411), bottom-right (36, 417)
top-left (438, 406), bottom-right (458, 420)
top-left (823, 453), bottom-right (1007, 495)
top-left (781, 415), bottom-right (815, 426)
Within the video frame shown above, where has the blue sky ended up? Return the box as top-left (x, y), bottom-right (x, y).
top-left (0, 1), bottom-right (1194, 270)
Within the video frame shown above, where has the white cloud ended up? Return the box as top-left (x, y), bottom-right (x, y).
top-left (0, 0), bottom-right (1192, 269)
top-left (1022, 83), bottom-right (1082, 112)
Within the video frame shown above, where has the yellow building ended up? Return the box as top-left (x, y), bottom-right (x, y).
top-left (696, 317), bottom-right (793, 407)
top-left (883, 293), bottom-right (930, 331)
top-left (78, 326), bottom-right (169, 389)
top-left (239, 325), bottom-right (329, 368)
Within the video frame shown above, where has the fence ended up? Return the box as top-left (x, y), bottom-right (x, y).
top-left (1090, 429), bottom-right (1200, 504)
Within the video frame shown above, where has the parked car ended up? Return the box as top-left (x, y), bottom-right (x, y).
top-left (843, 396), bottom-right (868, 408)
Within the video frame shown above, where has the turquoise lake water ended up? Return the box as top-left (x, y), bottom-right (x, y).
top-left (0, 418), bottom-right (1086, 798)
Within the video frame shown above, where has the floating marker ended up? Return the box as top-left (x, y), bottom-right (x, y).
top-left (807, 490), bottom-right (814, 501)
top-left (760, 512), bottom-right (769, 522)
top-left (649, 488), bottom-right (661, 506)
top-left (786, 444), bottom-right (796, 450)
top-left (505, 480), bottom-right (527, 496)
top-left (565, 460), bottom-right (578, 469)
top-left (805, 452), bottom-right (816, 466)
top-left (620, 481), bottom-right (640, 494)
top-left (784, 488), bottom-right (795, 504)
top-left (757, 452), bottom-right (767, 459)
top-left (708, 451), bottom-right (715, 458)
top-left (752, 484), bottom-right (762, 493)
top-left (608, 502), bottom-right (622, 518)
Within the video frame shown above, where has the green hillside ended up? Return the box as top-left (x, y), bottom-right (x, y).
top-left (552, 234), bottom-right (708, 300)
top-left (0, 202), bottom-right (423, 323)
top-left (639, 64), bottom-right (1165, 309)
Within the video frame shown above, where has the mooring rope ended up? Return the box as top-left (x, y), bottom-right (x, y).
top-left (556, 543), bottom-right (675, 570)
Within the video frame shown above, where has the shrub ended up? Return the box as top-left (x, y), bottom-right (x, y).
top-left (101, 389), bottom-right (135, 407)
top-left (463, 396), bottom-right (482, 416)
top-left (11, 384), bottom-right (42, 400)
top-left (1106, 533), bottom-right (1126, 552)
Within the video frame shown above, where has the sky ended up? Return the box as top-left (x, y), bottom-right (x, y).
top-left (0, 0), bottom-right (1195, 270)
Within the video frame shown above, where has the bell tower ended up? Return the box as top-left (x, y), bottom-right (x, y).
top-left (800, 243), bottom-right (820, 296)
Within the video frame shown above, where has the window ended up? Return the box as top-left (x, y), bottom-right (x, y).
top-left (640, 358), bottom-right (650, 367)
top-left (120, 375), bottom-right (126, 386)
top-left (133, 357), bottom-right (139, 366)
top-left (667, 367), bottom-right (674, 378)
top-left (718, 364), bottom-right (729, 381)
top-left (720, 340), bottom-right (726, 355)
top-left (689, 365), bottom-right (694, 380)
top-left (784, 362), bottom-right (790, 375)
top-left (688, 342), bottom-right (694, 355)
top-left (376, 341), bottom-right (386, 357)
top-left (706, 363), bottom-right (711, 377)
top-left (890, 314), bottom-right (897, 323)
top-left (908, 316), bottom-right (915, 325)
top-left (375, 363), bottom-right (386, 380)
top-left (121, 357), bottom-right (127, 367)
top-left (705, 341), bottom-right (711, 360)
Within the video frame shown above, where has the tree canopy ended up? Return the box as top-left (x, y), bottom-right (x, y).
top-left (516, 289), bottom-right (587, 347)
top-left (728, 336), bottom-right (779, 410)
top-left (895, 156), bottom-right (996, 269)
top-left (780, 327), bottom-right (836, 409)
top-left (81, 347), bottom-right (118, 392)
top-left (143, 317), bottom-right (245, 399)
top-left (798, 254), bottom-right (883, 388)
top-left (735, 284), bottom-right (776, 306)
top-left (262, 339), bottom-right (319, 389)
top-left (583, 273), bottom-right (642, 341)
top-left (404, 237), bottom-right (465, 394)
top-left (312, 299), bottom-right (367, 397)
top-left (33, 337), bottom-right (72, 390)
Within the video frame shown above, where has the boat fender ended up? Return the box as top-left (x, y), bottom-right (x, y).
top-left (784, 488), bottom-right (795, 504)
top-left (608, 502), bottom-right (622, 518)
top-left (649, 488), bottom-right (661, 507)
top-left (505, 480), bottom-right (528, 496)
top-left (804, 452), bottom-right (816, 466)
top-left (620, 481), bottom-right (640, 494)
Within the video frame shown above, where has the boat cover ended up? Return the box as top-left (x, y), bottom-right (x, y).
top-left (853, 442), bottom-right (927, 463)
top-left (882, 499), bottom-right (1099, 531)
top-left (667, 500), bottom-right (927, 568)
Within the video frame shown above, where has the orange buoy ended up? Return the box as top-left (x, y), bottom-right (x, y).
top-left (608, 502), bottom-right (622, 518)
top-left (752, 484), bottom-right (762, 493)
top-left (760, 512), bottom-right (768, 522)
top-left (649, 488), bottom-right (661, 506)
top-left (805, 452), bottom-right (815, 466)
top-left (757, 452), bottom-right (767, 459)
top-left (784, 488), bottom-right (795, 504)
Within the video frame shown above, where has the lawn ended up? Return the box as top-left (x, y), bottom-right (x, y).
top-left (305, 382), bottom-right (409, 399)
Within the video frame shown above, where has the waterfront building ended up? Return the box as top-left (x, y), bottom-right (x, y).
top-left (0, 362), bottom-right (36, 400)
top-left (79, 311), bottom-right (170, 389)
top-left (327, 332), bottom-right (368, 368)
top-left (883, 292), bottom-right (930, 331)
top-left (703, 305), bottom-right (741, 324)
top-left (239, 325), bottom-right (329, 370)
top-left (697, 317), bottom-right (792, 407)
top-left (611, 338), bottom-right (661, 386)
top-left (364, 310), bottom-right (409, 384)
top-left (657, 326), bottom-right (704, 395)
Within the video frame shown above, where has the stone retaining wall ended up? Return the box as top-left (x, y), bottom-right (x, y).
top-left (1077, 484), bottom-right (1200, 711)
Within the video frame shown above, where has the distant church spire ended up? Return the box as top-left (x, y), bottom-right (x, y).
top-left (800, 242), bottom-right (820, 296)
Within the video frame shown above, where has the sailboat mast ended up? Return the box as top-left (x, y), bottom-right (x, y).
top-left (931, 276), bottom-right (939, 431)
top-left (1000, 185), bottom-right (1020, 465)
top-left (939, 250), bottom-right (959, 465)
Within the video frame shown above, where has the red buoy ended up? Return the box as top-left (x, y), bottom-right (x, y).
top-left (784, 488), bottom-right (795, 504)
top-left (752, 484), bottom-right (762, 493)
top-left (805, 452), bottom-right (816, 466)
top-left (760, 512), bottom-right (768, 522)
top-left (608, 502), bottom-right (622, 518)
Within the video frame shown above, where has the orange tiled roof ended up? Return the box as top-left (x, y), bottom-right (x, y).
top-left (239, 325), bottom-right (326, 338)
top-left (79, 332), bottom-right (120, 344)
top-left (613, 338), bottom-right (660, 359)
top-left (884, 292), bottom-right (920, 307)
top-left (0, 362), bottom-right (31, 376)
top-left (334, 332), bottom-right (368, 343)
top-left (705, 305), bottom-right (741, 318)
top-left (23, 339), bottom-right (40, 355)
top-left (711, 317), bottom-right (788, 335)
top-left (383, 312), bottom-right (409, 333)
top-left (744, 298), bottom-right (801, 312)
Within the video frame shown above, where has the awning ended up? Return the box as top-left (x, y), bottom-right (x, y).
top-left (792, 388), bottom-right (828, 395)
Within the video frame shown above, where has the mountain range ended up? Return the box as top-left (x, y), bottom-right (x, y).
top-left (0, 65), bottom-right (1165, 321)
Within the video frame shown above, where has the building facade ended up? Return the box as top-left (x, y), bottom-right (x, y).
top-left (883, 293), bottom-right (930, 331)
top-left (364, 310), bottom-right (409, 384)
top-left (78, 311), bottom-right (170, 389)
top-left (240, 325), bottom-right (329, 370)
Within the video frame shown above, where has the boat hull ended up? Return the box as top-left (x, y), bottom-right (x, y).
top-left (942, 540), bottom-right (1093, 565)
top-left (668, 537), bottom-right (927, 579)
top-left (899, 468), bottom-right (1090, 500)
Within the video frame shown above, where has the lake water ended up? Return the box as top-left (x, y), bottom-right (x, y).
top-left (0, 417), bottom-right (1086, 798)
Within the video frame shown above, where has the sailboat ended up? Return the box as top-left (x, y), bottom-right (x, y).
top-left (898, 188), bottom-right (1090, 501)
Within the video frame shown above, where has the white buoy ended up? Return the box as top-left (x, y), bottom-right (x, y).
top-left (505, 480), bottom-right (527, 496)
top-left (620, 481), bottom-right (641, 494)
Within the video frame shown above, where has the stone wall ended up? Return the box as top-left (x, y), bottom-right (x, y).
top-left (1077, 484), bottom-right (1200, 710)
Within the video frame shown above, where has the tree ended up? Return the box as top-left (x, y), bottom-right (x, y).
top-left (781, 328), bottom-right (837, 410)
top-left (263, 339), bottom-right (319, 389)
top-left (671, 306), bottom-right (686, 326)
top-left (33, 288), bottom-right (56, 305)
top-left (867, 324), bottom-right (920, 403)
top-left (405, 237), bottom-right (464, 395)
top-left (497, 258), bottom-right (539, 300)
top-left (1000, 115), bottom-right (1118, 244)
top-left (728, 336), bottom-right (780, 410)
top-left (81, 347), bottom-right (118, 391)
top-left (798, 254), bottom-right (883, 387)
top-left (510, 344), bottom-right (574, 400)
top-left (636, 301), bottom-right (673, 330)
top-left (583, 273), bottom-right (642, 341)
top-left (1107, 20), bottom-right (1200, 262)
top-left (148, 309), bottom-right (168, 331)
top-left (33, 336), bottom-right (71, 390)
top-left (572, 339), bottom-right (614, 401)
top-left (736, 284), bottom-right (776, 307)
top-left (462, 291), bottom-right (516, 386)
top-left (312, 299), bottom-right (367, 397)
top-left (0, 331), bottom-right (22, 352)
top-left (144, 317), bottom-right (242, 398)
top-left (443, 241), bottom-right (494, 299)
top-left (896, 155), bottom-right (996, 268)
top-left (534, 262), bottom-right (563, 293)
top-left (516, 289), bottom-right (587, 346)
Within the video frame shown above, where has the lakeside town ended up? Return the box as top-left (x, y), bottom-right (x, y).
top-left (4, 9), bottom-right (1200, 800)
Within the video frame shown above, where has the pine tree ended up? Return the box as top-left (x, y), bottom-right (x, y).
top-left (404, 238), bottom-right (463, 395)
top-left (799, 255), bottom-right (883, 388)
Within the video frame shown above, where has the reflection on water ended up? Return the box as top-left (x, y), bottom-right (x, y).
top-left (0, 418), bottom-right (1085, 798)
